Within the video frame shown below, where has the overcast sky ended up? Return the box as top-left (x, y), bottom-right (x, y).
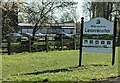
top-left (24, 0), bottom-right (85, 22)
top-left (3, 0), bottom-right (85, 22)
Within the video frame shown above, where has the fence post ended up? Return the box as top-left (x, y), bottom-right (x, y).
top-left (28, 36), bottom-right (31, 52)
top-left (53, 35), bottom-right (55, 50)
top-left (60, 34), bottom-right (63, 50)
top-left (7, 36), bottom-right (11, 55)
top-left (73, 35), bottom-right (76, 50)
top-left (45, 35), bottom-right (48, 52)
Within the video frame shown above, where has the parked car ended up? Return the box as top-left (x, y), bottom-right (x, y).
top-left (6, 33), bottom-right (22, 37)
top-left (6, 33), bottom-right (28, 41)
top-left (61, 32), bottom-right (74, 38)
top-left (35, 33), bottom-right (45, 36)
top-left (21, 33), bottom-right (40, 41)
top-left (6, 33), bottom-right (21, 41)
top-left (55, 32), bottom-right (73, 40)
top-left (20, 36), bottom-right (28, 41)
top-left (21, 33), bottom-right (33, 37)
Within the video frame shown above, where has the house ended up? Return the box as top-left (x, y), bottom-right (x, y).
top-left (18, 21), bottom-right (76, 34)
top-left (18, 23), bottom-right (33, 33)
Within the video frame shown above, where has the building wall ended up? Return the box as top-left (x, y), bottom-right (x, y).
top-left (19, 23), bottom-right (76, 34)
top-left (35, 27), bottom-right (75, 34)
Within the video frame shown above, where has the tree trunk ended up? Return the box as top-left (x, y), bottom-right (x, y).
top-left (109, 3), bottom-right (113, 21)
top-left (92, 2), bottom-right (96, 18)
top-left (106, 2), bottom-right (113, 20)
top-left (103, 2), bottom-right (106, 18)
top-left (33, 23), bottom-right (38, 36)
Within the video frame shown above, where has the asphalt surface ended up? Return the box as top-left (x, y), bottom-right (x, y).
top-left (87, 77), bottom-right (120, 83)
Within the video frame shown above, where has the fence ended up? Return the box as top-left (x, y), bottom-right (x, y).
top-left (1, 35), bottom-right (80, 55)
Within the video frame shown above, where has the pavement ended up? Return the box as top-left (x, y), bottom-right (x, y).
top-left (87, 77), bottom-right (120, 83)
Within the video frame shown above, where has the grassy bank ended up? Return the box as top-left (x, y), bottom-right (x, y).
top-left (2, 47), bottom-right (119, 82)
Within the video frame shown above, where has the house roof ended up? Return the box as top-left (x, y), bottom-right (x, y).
top-left (18, 22), bottom-right (75, 27)
top-left (18, 23), bottom-right (33, 26)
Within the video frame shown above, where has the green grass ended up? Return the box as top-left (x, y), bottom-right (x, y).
top-left (2, 47), bottom-right (119, 82)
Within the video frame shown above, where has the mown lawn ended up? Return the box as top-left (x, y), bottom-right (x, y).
top-left (2, 47), bottom-right (119, 82)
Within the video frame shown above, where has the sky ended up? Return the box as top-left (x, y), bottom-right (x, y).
top-left (3, 0), bottom-right (85, 22)
top-left (2, 0), bottom-right (120, 22)
top-left (25, 0), bottom-right (85, 22)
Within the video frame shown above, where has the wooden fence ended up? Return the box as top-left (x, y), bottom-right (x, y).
top-left (1, 35), bottom-right (80, 55)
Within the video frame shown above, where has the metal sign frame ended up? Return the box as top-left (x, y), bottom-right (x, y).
top-left (79, 17), bottom-right (117, 66)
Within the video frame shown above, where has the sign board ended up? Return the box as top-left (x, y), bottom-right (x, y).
top-left (79, 17), bottom-right (117, 66)
top-left (82, 17), bottom-right (114, 53)
top-left (83, 18), bottom-right (114, 34)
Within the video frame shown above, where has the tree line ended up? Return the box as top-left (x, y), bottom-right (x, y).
top-left (83, 1), bottom-right (120, 20)
top-left (1, 1), bottom-right (120, 43)
top-left (83, 1), bottom-right (120, 45)
top-left (1, 0), bottom-right (78, 37)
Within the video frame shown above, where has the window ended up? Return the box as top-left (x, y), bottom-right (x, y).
top-left (89, 40), bottom-right (93, 44)
top-left (107, 41), bottom-right (111, 45)
top-left (101, 41), bottom-right (105, 44)
top-left (95, 40), bottom-right (99, 44)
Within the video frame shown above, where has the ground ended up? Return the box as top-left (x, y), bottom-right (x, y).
top-left (2, 47), bottom-right (120, 82)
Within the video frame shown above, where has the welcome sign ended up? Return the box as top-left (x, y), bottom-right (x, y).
top-left (79, 17), bottom-right (117, 66)
top-left (83, 18), bottom-right (114, 34)
top-left (82, 17), bottom-right (114, 53)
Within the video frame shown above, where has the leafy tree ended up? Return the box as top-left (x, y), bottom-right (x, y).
top-left (1, 1), bottom-right (18, 36)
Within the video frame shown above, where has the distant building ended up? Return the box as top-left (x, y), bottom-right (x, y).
top-left (18, 21), bottom-right (76, 34)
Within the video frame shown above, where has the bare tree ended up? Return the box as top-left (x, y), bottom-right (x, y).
top-left (20, 1), bottom-right (78, 37)
top-left (82, 1), bottom-right (117, 20)
top-left (59, 2), bottom-right (78, 23)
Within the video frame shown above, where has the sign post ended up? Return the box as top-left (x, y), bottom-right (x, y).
top-left (79, 17), bottom-right (84, 67)
top-left (112, 17), bottom-right (117, 66)
top-left (79, 17), bottom-right (117, 66)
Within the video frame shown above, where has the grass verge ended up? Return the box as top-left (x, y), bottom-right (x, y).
top-left (2, 47), bottom-right (119, 82)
